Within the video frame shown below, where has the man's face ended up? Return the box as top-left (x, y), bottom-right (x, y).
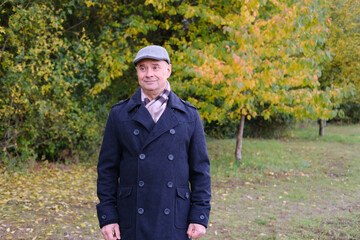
top-left (136, 59), bottom-right (171, 100)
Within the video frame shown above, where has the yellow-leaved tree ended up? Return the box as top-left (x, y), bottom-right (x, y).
top-left (170, 0), bottom-right (344, 160)
top-left (320, 0), bottom-right (360, 123)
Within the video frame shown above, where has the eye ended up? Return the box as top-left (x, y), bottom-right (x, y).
top-left (153, 66), bottom-right (159, 70)
top-left (139, 67), bottom-right (146, 71)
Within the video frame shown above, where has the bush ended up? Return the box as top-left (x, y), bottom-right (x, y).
top-left (330, 101), bottom-right (360, 124)
top-left (0, 4), bottom-right (103, 167)
top-left (244, 114), bottom-right (296, 138)
top-left (204, 120), bottom-right (238, 139)
top-left (204, 114), bottom-right (296, 139)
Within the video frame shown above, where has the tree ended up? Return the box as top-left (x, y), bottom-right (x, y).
top-left (178, 0), bottom-right (343, 160)
top-left (320, 0), bottom-right (360, 123)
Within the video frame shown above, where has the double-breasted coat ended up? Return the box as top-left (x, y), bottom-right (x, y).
top-left (96, 88), bottom-right (211, 240)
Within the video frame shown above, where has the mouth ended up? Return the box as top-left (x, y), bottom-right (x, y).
top-left (144, 79), bottom-right (158, 83)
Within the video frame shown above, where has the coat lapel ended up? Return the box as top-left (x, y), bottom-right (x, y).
top-left (142, 107), bottom-right (179, 149)
top-left (132, 105), bottom-right (155, 132)
top-left (141, 91), bottom-right (184, 149)
top-left (128, 89), bottom-right (184, 149)
top-left (127, 88), bottom-right (155, 132)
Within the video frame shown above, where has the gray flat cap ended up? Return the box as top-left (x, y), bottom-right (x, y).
top-left (133, 45), bottom-right (170, 65)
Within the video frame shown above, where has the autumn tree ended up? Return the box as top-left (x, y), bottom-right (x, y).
top-left (176, 0), bottom-right (344, 160)
top-left (320, 0), bottom-right (360, 123)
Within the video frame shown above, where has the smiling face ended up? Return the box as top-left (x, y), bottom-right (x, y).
top-left (136, 59), bottom-right (172, 100)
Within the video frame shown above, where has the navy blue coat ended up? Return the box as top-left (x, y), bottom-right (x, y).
top-left (96, 88), bottom-right (211, 240)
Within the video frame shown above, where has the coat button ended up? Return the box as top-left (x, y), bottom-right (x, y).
top-left (164, 208), bottom-right (170, 215)
top-left (200, 214), bottom-right (205, 220)
top-left (139, 181), bottom-right (144, 187)
top-left (167, 154), bottom-right (174, 161)
top-left (133, 129), bottom-right (140, 135)
top-left (101, 215), bottom-right (107, 220)
top-left (169, 129), bottom-right (175, 135)
top-left (185, 192), bottom-right (190, 199)
top-left (138, 208), bottom-right (144, 215)
top-left (139, 154), bottom-right (146, 160)
top-left (167, 181), bottom-right (173, 188)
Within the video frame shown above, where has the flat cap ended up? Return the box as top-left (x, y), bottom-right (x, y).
top-left (133, 45), bottom-right (170, 65)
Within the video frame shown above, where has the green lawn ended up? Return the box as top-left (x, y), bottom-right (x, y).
top-left (206, 124), bottom-right (360, 239)
top-left (0, 124), bottom-right (359, 239)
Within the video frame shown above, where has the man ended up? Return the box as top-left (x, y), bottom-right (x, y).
top-left (96, 45), bottom-right (211, 240)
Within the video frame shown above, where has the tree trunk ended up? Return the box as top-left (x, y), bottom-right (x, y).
top-left (235, 114), bottom-right (246, 161)
top-left (317, 119), bottom-right (326, 137)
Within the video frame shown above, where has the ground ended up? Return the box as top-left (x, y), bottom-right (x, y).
top-left (0, 123), bottom-right (359, 239)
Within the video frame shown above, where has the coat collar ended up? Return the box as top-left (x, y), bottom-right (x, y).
top-left (126, 87), bottom-right (186, 113)
top-left (126, 88), bottom-right (143, 112)
top-left (126, 88), bottom-right (154, 132)
top-left (126, 87), bottom-right (185, 149)
top-left (142, 106), bottom-right (179, 149)
top-left (167, 91), bottom-right (187, 113)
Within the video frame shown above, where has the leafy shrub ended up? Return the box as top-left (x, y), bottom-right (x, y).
top-left (244, 114), bottom-right (296, 138)
top-left (330, 101), bottom-right (360, 124)
top-left (204, 114), bottom-right (296, 139)
top-left (0, 4), bottom-right (103, 167)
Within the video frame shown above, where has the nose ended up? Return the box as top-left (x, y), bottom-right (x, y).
top-left (146, 68), bottom-right (154, 77)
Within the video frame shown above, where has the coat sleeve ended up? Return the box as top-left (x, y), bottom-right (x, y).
top-left (187, 110), bottom-right (211, 228)
top-left (96, 109), bottom-right (121, 228)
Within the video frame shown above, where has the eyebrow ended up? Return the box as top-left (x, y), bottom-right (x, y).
top-left (138, 63), bottom-right (161, 67)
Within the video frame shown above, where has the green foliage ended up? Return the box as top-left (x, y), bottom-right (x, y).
top-left (204, 114), bottom-right (296, 139)
top-left (335, 101), bottom-right (360, 123)
top-left (244, 114), bottom-right (296, 138)
top-left (183, 0), bottom-right (344, 125)
top-left (320, 0), bottom-right (360, 122)
top-left (203, 120), bottom-right (239, 139)
top-left (0, 0), bottom-right (357, 167)
top-left (0, 2), bottom-right (102, 167)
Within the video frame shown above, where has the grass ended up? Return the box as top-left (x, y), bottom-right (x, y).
top-left (206, 123), bottom-right (360, 240)
top-left (0, 123), bottom-right (359, 239)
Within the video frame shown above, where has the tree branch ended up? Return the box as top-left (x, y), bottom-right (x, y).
top-left (65, 19), bottom-right (88, 32)
top-left (0, 0), bottom-right (10, 8)
top-left (0, 35), bottom-right (9, 63)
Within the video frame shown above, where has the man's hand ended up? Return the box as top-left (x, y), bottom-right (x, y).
top-left (187, 223), bottom-right (206, 239)
top-left (101, 223), bottom-right (120, 240)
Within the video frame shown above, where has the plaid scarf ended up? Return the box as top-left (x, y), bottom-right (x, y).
top-left (141, 81), bottom-right (171, 123)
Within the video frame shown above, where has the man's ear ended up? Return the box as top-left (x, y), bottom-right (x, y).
top-left (167, 64), bottom-right (172, 78)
